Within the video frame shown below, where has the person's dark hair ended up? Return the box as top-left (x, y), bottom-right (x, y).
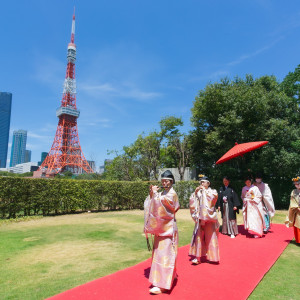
top-left (255, 172), bottom-right (263, 179)
top-left (223, 176), bottom-right (230, 181)
top-left (244, 176), bottom-right (252, 182)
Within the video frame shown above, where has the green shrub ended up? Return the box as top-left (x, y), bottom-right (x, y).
top-left (0, 177), bottom-right (291, 219)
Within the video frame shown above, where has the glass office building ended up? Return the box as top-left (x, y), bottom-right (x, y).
top-left (0, 92), bottom-right (12, 168)
top-left (25, 150), bottom-right (32, 163)
top-left (10, 130), bottom-right (27, 167)
top-left (38, 152), bottom-right (48, 166)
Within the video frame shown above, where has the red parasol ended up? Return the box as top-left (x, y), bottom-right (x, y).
top-left (216, 141), bottom-right (269, 165)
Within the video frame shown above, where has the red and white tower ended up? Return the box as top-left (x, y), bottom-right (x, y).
top-left (37, 10), bottom-right (93, 176)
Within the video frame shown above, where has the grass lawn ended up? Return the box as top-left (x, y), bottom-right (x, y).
top-left (1, 209), bottom-right (299, 300)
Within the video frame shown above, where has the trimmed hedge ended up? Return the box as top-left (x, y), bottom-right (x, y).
top-left (0, 178), bottom-right (198, 219)
top-left (0, 177), bottom-right (290, 219)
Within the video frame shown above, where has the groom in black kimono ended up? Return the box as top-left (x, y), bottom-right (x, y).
top-left (217, 176), bottom-right (241, 238)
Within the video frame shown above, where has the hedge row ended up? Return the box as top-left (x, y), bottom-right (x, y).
top-left (0, 177), bottom-right (290, 219)
top-left (0, 177), bottom-right (198, 219)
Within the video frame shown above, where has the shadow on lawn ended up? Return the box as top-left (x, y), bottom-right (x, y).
top-left (288, 240), bottom-right (300, 247)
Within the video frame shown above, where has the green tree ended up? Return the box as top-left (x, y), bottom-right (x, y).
top-left (103, 116), bottom-right (187, 181)
top-left (281, 64), bottom-right (300, 100)
top-left (159, 117), bottom-right (193, 180)
top-left (191, 75), bottom-right (300, 184)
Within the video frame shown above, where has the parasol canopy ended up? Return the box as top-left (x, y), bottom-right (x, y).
top-left (216, 141), bottom-right (269, 165)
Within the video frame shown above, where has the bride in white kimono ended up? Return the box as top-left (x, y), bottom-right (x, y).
top-left (254, 173), bottom-right (275, 233)
top-left (241, 177), bottom-right (266, 238)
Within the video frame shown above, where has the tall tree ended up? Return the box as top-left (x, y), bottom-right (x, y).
top-left (190, 75), bottom-right (300, 182)
top-left (166, 134), bottom-right (192, 180)
top-left (104, 116), bottom-right (185, 181)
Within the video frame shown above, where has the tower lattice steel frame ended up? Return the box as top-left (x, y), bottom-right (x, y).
top-left (39, 10), bottom-right (93, 175)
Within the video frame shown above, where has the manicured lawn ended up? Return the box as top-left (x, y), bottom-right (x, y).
top-left (1, 210), bottom-right (299, 299)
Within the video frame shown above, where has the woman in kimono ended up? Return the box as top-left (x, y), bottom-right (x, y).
top-left (241, 177), bottom-right (265, 238)
top-left (217, 176), bottom-right (240, 238)
top-left (254, 173), bottom-right (275, 233)
top-left (285, 176), bottom-right (300, 244)
top-left (189, 174), bottom-right (220, 264)
top-left (144, 170), bottom-right (180, 295)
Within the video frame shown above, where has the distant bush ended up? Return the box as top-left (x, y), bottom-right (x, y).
top-left (0, 177), bottom-right (290, 219)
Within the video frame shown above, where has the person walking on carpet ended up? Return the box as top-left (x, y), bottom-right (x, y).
top-left (189, 174), bottom-right (220, 264)
top-left (241, 176), bottom-right (266, 238)
top-left (285, 176), bottom-right (300, 244)
top-left (217, 176), bottom-right (240, 238)
top-left (254, 173), bottom-right (275, 233)
top-left (144, 170), bottom-right (180, 295)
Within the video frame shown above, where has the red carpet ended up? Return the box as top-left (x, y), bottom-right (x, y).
top-left (48, 224), bottom-right (293, 300)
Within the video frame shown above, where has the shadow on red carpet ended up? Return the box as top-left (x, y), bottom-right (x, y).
top-left (48, 224), bottom-right (293, 300)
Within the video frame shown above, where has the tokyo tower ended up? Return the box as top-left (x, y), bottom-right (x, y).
top-left (36, 10), bottom-right (93, 176)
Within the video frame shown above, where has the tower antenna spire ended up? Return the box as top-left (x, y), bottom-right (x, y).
top-left (70, 7), bottom-right (75, 44)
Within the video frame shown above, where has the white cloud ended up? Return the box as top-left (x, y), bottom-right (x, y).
top-left (269, 10), bottom-right (300, 37)
top-left (31, 53), bottom-right (65, 91)
top-left (84, 118), bottom-right (113, 128)
top-left (27, 132), bottom-right (48, 139)
top-left (78, 42), bottom-right (164, 104)
top-left (39, 123), bottom-right (57, 133)
top-left (190, 70), bottom-right (230, 82)
top-left (80, 81), bottom-right (162, 103)
top-left (252, 0), bottom-right (273, 10)
top-left (226, 37), bottom-right (284, 67)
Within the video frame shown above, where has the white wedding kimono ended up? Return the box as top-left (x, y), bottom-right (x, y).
top-left (254, 181), bottom-right (275, 232)
top-left (241, 185), bottom-right (266, 237)
top-left (254, 182), bottom-right (275, 217)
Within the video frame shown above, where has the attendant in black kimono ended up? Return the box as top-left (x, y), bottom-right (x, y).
top-left (217, 176), bottom-right (240, 238)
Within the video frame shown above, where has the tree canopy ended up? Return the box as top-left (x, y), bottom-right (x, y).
top-left (190, 74), bottom-right (300, 182)
top-left (103, 116), bottom-right (189, 181)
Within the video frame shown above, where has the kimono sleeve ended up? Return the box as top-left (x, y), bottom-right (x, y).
top-left (160, 189), bottom-right (179, 213)
top-left (263, 184), bottom-right (275, 217)
top-left (208, 189), bottom-right (218, 207)
top-left (189, 192), bottom-right (198, 222)
top-left (241, 187), bottom-right (247, 200)
top-left (216, 188), bottom-right (222, 208)
top-left (251, 187), bottom-right (262, 205)
top-left (232, 189), bottom-right (241, 208)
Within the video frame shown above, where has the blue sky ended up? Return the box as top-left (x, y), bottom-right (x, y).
top-left (1, 0), bottom-right (300, 169)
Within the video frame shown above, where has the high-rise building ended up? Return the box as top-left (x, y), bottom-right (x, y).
top-left (25, 150), bottom-right (32, 163)
top-left (87, 160), bottom-right (96, 172)
top-left (38, 152), bottom-right (48, 166)
top-left (0, 92), bottom-right (12, 168)
top-left (10, 130), bottom-right (27, 167)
